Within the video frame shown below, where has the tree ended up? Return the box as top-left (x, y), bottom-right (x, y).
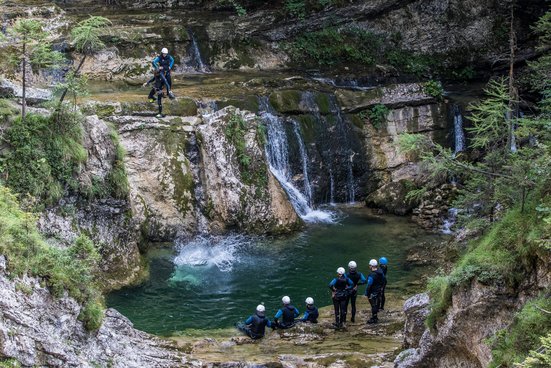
top-left (3, 19), bottom-right (63, 120)
top-left (57, 16), bottom-right (111, 106)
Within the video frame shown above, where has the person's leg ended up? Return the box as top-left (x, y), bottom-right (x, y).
top-left (157, 93), bottom-right (163, 116)
top-left (368, 294), bottom-right (379, 323)
top-left (332, 298), bottom-right (340, 326)
top-left (350, 293), bottom-right (357, 322)
top-left (344, 294), bottom-right (350, 321)
top-left (339, 298), bottom-right (347, 326)
top-left (148, 88), bottom-right (155, 100)
top-left (380, 287), bottom-right (386, 310)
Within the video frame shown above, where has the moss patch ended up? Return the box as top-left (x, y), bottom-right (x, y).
top-left (269, 90), bottom-right (302, 114)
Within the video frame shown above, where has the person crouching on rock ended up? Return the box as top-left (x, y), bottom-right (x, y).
top-left (236, 304), bottom-right (273, 340)
top-left (299, 297), bottom-right (319, 323)
top-left (143, 70), bottom-right (167, 118)
top-left (274, 296), bottom-right (299, 329)
top-left (152, 47), bottom-right (175, 99)
top-left (329, 267), bottom-right (353, 329)
top-left (364, 259), bottom-right (386, 324)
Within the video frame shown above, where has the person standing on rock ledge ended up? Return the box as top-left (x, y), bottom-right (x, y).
top-left (378, 257), bottom-right (389, 311)
top-left (237, 304), bottom-right (273, 340)
top-left (329, 267), bottom-right (353, 329)
top-left (345, 261), bottom-right (367, 323)
top-left (364, 259), bottom-right (386, 324)
top-left (152, 47), bottom-right (175, 99)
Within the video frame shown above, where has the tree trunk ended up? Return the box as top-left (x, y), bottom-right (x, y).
top-left (58, 54), bottom-right (87, 106)
top-left (507, 1), bottom-right (517, 153)
top-left (22, 42), bottom-right (26, 120)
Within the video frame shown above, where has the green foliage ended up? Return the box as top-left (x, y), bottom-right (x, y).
top-left (0, 186), bottom-right (103, 329)
top-left (107, 128), bottom-right (130, 199)
top-left (54, 72), bottom-right (89, 110)
top-left (285, 0), bottom-right (307, 19)
top-left (218, 0), bottom-right (247, 16)
top-left (386, 50), bottom-right (436, 77)
top-left (1, 113), bottom-right (87, 207)
top-left (490, 295), bottom-right (551, 367)
top-left (367, 104), bottom-right (389, 129)
top-left (422, 80), bottom-right (444, 99)
top-left (71, 16), bottom-right (111, 54)
top-left (425, 275), bottom-right (453, 331)
top-left (528, 9), bottom-right (551, 92)
top-left (287, 27), bottom-right (383, 67)
top-left (517, 333), bottom-right (551, 368)
top-left (224, 113), bottom-right (268, 189)
top-left (0, 359), bottom-right (21, 368)
top-left (79, 297), bottom-right (104, 331)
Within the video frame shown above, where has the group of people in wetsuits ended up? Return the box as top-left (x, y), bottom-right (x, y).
top-left (238, 257), bottom-right (388, 340)
top-left (142, 47), bottom-right (176, 118)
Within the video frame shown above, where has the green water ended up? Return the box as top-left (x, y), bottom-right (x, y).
top-left (107, 206), bottom-right (444, 335)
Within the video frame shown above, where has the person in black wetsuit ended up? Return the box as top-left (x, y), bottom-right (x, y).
top-left (364, 259), bottom-right (386, 324)
top-left (274, 296), bottom-right (299, 329)
top-left (237, 304), bottom-right (273, 339)
top-left (143, 70), bottom-right (167, 118)
top-left (329, 267), bottom-right (353, 329)
top-left (300, 297), bottom-right (319, 323)
top-left (152, 47), bottom-right (175, 99)
top-left (345, 260), bottom-right (367, 323)
top-left (378, 257), bottom-right (388, 311)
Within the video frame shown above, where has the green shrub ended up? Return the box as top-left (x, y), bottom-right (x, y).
top-left (285, 0), bottom-right (307, 19)
top-left (423, 80), bottom-right (444, 99)
top-left (79, 297), bottom-right (104, 331)
top-left (490, 295), bottom-right (551, 367)
top-left (2, 113), bottom-right (87, 207)
top-left (0, 186), bottom-right (103, 330)
top-left (367, 104), bottom-right (389, 129)
top-left (517, 333), bottom-right (551, 368)
top-left (0, 359), bottom-right (22, 368)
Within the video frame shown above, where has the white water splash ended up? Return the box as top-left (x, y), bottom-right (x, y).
top-left (453, 105), bottom-right (466, 155)
top-left (173, 235), bottom-right (251, 272)
top-left (441, 208), bottom-right (459, 235)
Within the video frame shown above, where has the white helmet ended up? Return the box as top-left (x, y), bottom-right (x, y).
top-left (161, 47), bottom-right (168, 54)
top-left (369, 259), bottom-right (378, 267)
top-left (337, 267), bottom-right (345, 275)
top-left (256, 304), bottom-right (265, 313)
top-left (282, 296), bottom-right (291, 304)
top-left (348, 261), bottom-right (357, 269)
top-left (305, 297), bottom-right (314, 305)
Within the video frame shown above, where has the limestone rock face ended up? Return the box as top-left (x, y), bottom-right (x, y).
top-left (402, 293), bottom-right (430, 349)
top-left (198, 107), bottom-right (302, 234)
top-left (0, 257), bottom-right (185, 368)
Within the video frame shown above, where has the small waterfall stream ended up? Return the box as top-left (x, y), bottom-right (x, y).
top-left (187, 29), bottom-right (210, 73)
top-left (453, 105), bottom-right (466, 155)
top-left (291, 120), bottom-right (313, 206)
top-left (259, 97), bottom-right (334, 223)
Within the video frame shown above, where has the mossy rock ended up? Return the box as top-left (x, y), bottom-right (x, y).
top-left (164, 98), bottom-right (198, 116)
top-left (294, 114), bottom-right (317, 144)
top-left (335, 88), bottom-right (384, 112)
top-left (218, 95), bottom-right (259, 113)
top-left (269, 90), bottom-right (302, 114)
top-left (313, 92), bottom-right (331, 115)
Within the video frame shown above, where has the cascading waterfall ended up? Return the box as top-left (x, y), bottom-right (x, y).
top-left (291, 120), bottom-right (313, 206)
top-left (453, 105), bottom-right (466, 155)
top-left (259, 97), bottom-right (334, 223)
top-left (187, 29), bottom-right (210, 73)
top-left (329, 96), bottom-right (356, 203)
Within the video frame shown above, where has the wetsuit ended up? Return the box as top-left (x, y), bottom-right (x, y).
top-left (364, 268), bottom-right (386, 323)
top-left (379, 264), bottom-right (388, 310)
top-left (145, 74), bottom-right (167, 116)
top-left (238, 312), bottom-right (273, 339)
top-left (274, 304), bottom-right (299, 329)
top-left (300, 305), bottom-right (319, 323)
top-left (152, 54), bottom-right (174, 94)
top-left (329, 275), bottom-right (353, 327)
top-left (345, 270), bottom-right (367, 322)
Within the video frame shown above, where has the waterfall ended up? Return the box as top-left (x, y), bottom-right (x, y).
top-left (259, 97), bottom-right (334, 223)
top-left (441, 208), bottom-right (459, 235)
top-left (291, 120), bottom-right (313, 205)
top-left (187, 29), bottom-right (210, 73)
top-left (453, 105), bottom-right (466, 155)
top-left (329, 96), bottom-right (356, 203)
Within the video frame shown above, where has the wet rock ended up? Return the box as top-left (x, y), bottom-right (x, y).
top-left (402, 293), bottom-right (430, 349)
top-left (0, 79), bottom-right (52, 105)
top-left (365, 180), bottom-right (416, 215)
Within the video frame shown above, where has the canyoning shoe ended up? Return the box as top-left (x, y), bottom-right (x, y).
top-left (350, 317), bottom-right (355, 323)
top-left (168, 91), bottom-right (176, 99)
top-left (148, 98), bottom-right (155, 103)
top-left (156, 113), bottom-right (166, 118)
top-left (367, 317), bottom-right (378, 324)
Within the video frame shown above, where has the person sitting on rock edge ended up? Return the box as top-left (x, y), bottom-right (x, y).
top-left (364, 259), bottom-right (386, 324)
top-left (237, 304), bottom-right (273, 340)
top-left (378, 257), bottom-right (388, 311)
top-left (329, 267), bottom-right (353, 329)
top-left (300, 297), bottom-right (319, 323)
top-left (152, 47), bottom-right (175, 99)
top-left (345, 260), bottom-right (367, 323)
top-left (142, 69), bottom-right (167, 118)
top-left (274, 296), bottom-right (299, 329)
